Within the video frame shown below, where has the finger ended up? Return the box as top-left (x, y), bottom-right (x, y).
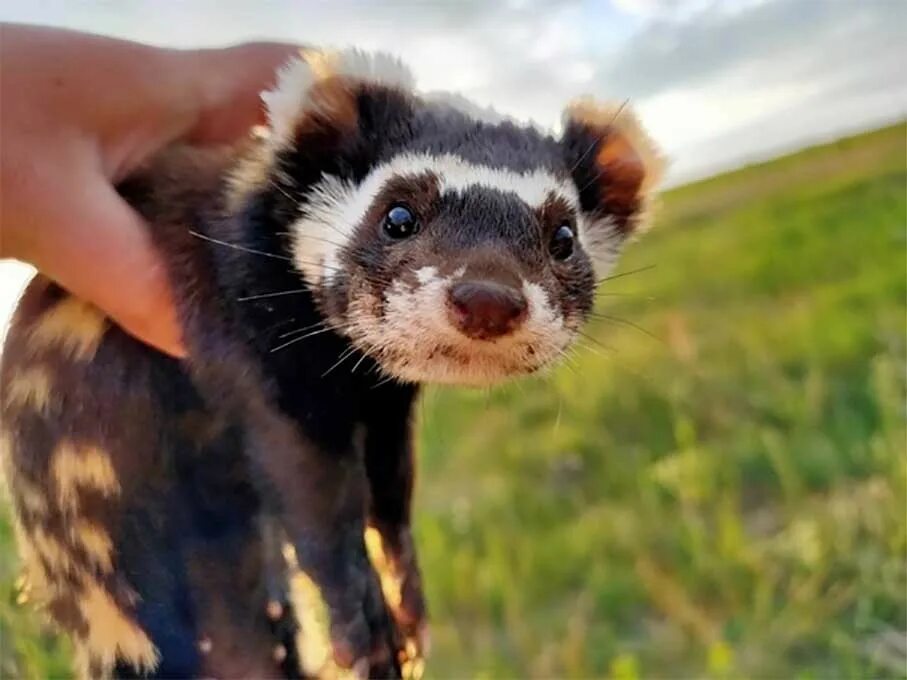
top-left (186, 42), bottom-right (303, 144)
top-left (14, 173), bottom-right (186, 358)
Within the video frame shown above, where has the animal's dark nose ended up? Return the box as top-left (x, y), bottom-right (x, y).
top-left (447, 280), bottom-right (528, 340)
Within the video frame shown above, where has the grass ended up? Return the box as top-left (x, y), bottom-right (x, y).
top-left (2, 123), bottom-right (905, 678)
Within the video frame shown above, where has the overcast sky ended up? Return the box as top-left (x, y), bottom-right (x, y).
top-left (3, 0), bottom-right (905, 183)
top-left (0, 0), bottom-right (905, 327)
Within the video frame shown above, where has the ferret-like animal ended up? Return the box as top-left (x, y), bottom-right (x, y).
top-left (0, 48), bottom-right (663, 679)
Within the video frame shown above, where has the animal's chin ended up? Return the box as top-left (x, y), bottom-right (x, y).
top-left (379, 356), bottom-right (543, 386)
top-left (348, 334), bottom-right (561, 386)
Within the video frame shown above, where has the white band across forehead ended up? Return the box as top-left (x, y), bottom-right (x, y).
top-left (359, 152), bottom-right (580, 211)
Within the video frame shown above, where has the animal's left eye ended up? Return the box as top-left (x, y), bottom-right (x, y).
top-left (549, 224), bottom-right (575, 261)
top-left (384, 204), bottom-right (419, 239)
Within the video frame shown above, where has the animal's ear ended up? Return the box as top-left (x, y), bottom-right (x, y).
top-left (261, 48), bottom-right (416, 150)
top-left (561, 100), bottom-right (665, 238)
top-left (227, 48), bottom-right (417, 209)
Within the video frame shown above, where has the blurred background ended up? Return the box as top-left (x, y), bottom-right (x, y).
top-left (1, 1), bottom-right (905, 677)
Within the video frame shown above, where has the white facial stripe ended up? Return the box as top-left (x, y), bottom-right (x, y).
top-left (289, 175), bottom-right (359, 285)
top-left (373, 152), bottom-right (579, 210)
top-left (579, 214), bottom-right (623, 276)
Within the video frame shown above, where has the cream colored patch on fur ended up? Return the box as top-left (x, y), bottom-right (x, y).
top-left (5, 365), bottom-right (53, 412)
top-left (344, 267), bottom-right (575, 385)
top-left (225, 139), bottom-right (277, 212)
top-left (13, 523), bottom-right (51, 604)
top-left (30, 297), bottom-right (108, 361)
top-left (364, 527), bottom-right (404, 612)
top-left (72, 520), bottom-right (115, 573)
top-left (52, 442), bottom-right (120, 513)
top-left (282, 543), bottom-right (336, 677)
top-left (77, 581), bottom-right (158, 673)
top-left (31, 526), bottom-right (76, 575)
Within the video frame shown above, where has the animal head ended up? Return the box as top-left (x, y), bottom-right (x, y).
top-left (230, 48), bottom-right (664, 385)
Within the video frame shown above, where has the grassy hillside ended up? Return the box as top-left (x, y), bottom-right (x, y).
top-left (3, 123), bottom-right (905, 678)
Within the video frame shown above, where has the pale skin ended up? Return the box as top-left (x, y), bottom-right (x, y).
top-left (0, 24), bottom-right (299, 357)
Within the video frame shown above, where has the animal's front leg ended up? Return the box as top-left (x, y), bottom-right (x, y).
top-left (362, 384), bottom-right (428, 677)
top-left (244, 410), bottom-right (400, 678)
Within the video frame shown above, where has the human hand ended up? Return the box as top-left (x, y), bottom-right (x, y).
top-left (0, 24), bottom-right (299, 357)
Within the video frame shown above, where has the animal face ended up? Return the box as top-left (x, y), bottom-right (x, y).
top-left (234, 49), bottom-right (664, 385)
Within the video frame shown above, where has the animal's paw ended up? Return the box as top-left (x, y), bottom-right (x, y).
top-left (293, 525), bottom-right (401, 678)
top-left (365, 525), bottom-right (428, 679)
top-left (326, 566), bottom-right (401, 679)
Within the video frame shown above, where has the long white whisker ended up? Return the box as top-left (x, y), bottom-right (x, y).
top-left (321, 346), bottom-right (358, 377)
top-left (270, 325), bottom-right (336, 353)
top-left (188, 231), bottom-right (292, 261)
top-left (237, 288), bottom-right (310, 302)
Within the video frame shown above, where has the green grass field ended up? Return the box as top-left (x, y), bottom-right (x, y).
top-left (3, 123), bottom-right (905, 678)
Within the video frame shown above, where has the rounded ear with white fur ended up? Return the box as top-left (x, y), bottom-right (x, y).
top-left (228, 48), bottom-right (419, 208)
top-left (261, 48), bottom-right (416, 152)
top-left (561, 100), bottom-right (665, 244)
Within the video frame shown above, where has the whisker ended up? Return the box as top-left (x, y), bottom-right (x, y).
top-left (575, 338), bottom-right (608, 360)
top-left (370, 373), bottom-right (397, 390)
top-left (277, 320), bottom-right (328, 340)
top-left (608, 99), bottom-right (631, 126)
top-left (257, 317), bottom-right (297, 339)
top-left (568, 98), bottom-right (630, 176)
top-left (269, 179), bottom-right (301, 204)
top-left (577, 167), bottom-right (607, 196)
top-left (350, 352), bottom-right (370, 374)
top-left (597, 264), bottom-right (656, 285)
top-left (189, 231), bottom-right (292, 262)
top-left (278, 232), bottom-right (350, 251)
top-left (595, 292), bottom-right (656, 300)
top-left (590, 314), bottom-right (661, 343)
top-left (237, 288), bottom-right (309, 302)
top-left (555, 348), bottom-right (580, 377)
top-left (270, 325), bottom-right (336, 353)
top-left (322, 346), bottom-right (358, 378)
top-left (576, 329), bottom-right (615, 353)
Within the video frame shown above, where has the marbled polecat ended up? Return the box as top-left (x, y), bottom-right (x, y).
top-left (0, 48), bottom-right (663, 678)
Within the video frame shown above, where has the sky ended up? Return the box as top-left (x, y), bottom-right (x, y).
top-left (2, 0), bottom-right (905, 182)
top-left (0, 0), bottom-right (905, 327)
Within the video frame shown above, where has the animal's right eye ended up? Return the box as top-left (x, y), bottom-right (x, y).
top-left (384, 204), bottom-right (419, 239)
top-left (549, 223), bottom-right (575, 261)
